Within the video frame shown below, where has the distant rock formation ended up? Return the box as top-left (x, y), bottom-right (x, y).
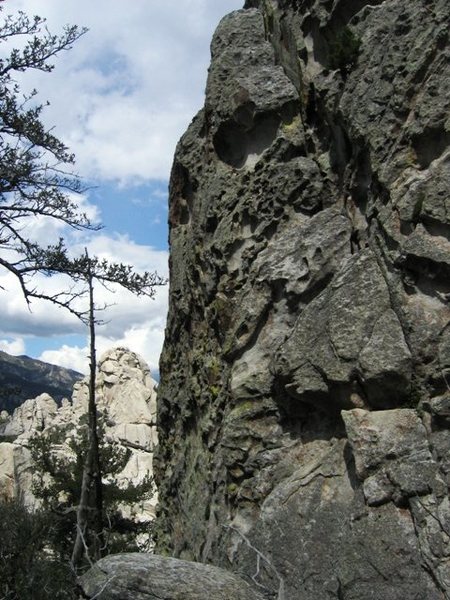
top-left (0, 349), bottom-right (83, 413)
top-left (0, 347), bottom-right (158, 525)
top-left (153, 0), bottom-right (450, 598)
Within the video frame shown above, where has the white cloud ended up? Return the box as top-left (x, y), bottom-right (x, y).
top-left (77, 233), bottom-right (169, 273)
top-left (0, 337), bottom-right (25, 356)
top-left (13, 193), bottom-right (102, 250)
top-left (4, 0), bottom-right (243, 183)
top-left (39, 344), bottom-right (89, 375)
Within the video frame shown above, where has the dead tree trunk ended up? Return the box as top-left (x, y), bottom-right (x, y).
top-left (71, 268), bottom-right (104, 568)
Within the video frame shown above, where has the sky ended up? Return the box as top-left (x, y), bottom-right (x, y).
top-left (0, 0), bottom-right (243, 377)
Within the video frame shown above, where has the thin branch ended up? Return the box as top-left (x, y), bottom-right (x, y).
top-left (225, 524), bottom-right (285, 600)
top-left (72, 523), bottom-right (94, 570)
top-left (88, 574), bottom-right (117, 600)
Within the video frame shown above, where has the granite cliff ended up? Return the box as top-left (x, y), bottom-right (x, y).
top-left (151, 0), bottom-right (450, 598)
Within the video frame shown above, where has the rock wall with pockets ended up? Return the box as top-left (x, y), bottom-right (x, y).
top-left (154, 1), bottom-right (450, 598)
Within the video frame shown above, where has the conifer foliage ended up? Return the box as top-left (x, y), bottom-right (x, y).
top-left (29, 413), bottom-right (154, 563)
top-left (0, 499), bottom-right (77, 599)
top-left (0, 2), bottom-right (92, 304)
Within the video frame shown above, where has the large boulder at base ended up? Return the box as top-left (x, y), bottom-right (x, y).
top-left (153, 0), bottom-right (450, 598)
top-left (78, 553), bottom-right (265, 600)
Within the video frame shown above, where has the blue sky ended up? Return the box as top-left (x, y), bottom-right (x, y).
top-left (90, 181), bottom-right (169, 248)
top-left (0, 0), bottom-right (243, 376)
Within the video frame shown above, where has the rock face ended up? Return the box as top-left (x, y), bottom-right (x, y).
top-left (78, 553), bottom-right (265, 600)
top-left (154, 1), bottom-right (450, 598)
top-left (0, 348), bottom-right (158, 524)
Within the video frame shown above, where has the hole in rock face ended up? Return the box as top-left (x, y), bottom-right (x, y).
top-left (213, 114), bottom-right (281, 169)
top-left (247, 115), bottom-right (281, 165)
top-left (213, 121), bottom-right (247, 168)
top-left (411, 126), bottom-right (450, 169)
top-left (169, 162), bottom-right (195, 226)
top-left (234, 101), bottom-right (256, 129)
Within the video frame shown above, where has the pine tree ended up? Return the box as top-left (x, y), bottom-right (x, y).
top-left (0, 5), bottom-right (93, 304)
top-left (32, 247), bottom-right (165, 569)
top-left (29, 411), bottom-right (154, 566)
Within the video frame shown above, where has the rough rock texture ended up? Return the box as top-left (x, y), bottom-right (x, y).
top-left (0, 348), bottom-right (158, 523)
top-left (154, 1), bottom-right (450, 598)
top-left (78, 553), bottom-right (265, 600)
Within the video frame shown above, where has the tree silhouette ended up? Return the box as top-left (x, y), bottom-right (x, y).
top-left (45, 247), bottom-right (166, 568)
top-left (0, 6), bottom-right (94, 304)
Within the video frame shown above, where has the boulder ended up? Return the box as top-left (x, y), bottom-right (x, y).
top-left (78, 553), bottom-right (265, 600)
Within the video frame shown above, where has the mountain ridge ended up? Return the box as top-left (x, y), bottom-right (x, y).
top-left (0, 349), bottom-right (83, 413)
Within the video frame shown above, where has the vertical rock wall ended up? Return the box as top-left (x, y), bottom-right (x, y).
top-left (155, 1), bottom-right (450, 597)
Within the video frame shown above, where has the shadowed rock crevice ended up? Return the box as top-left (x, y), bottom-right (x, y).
top-left (213, 108), bottom-right (302, 170)
top-left (412, 127), bottom-right (450, 170)
top-left (169, 162), bottom-right (196, 227)
top-left (214, 114), bottom-right (280, 169)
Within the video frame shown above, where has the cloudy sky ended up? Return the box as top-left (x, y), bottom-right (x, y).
top-left (0, 0), bottom-right (243, 376)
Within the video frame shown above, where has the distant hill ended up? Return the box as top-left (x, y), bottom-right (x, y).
top-left (0, 350), bottom-right (84, 413)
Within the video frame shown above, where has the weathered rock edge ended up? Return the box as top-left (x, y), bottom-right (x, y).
top-left (78, 553), bottom-right (265, 600)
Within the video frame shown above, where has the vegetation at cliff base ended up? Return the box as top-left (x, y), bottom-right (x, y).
top-left (0, 500), bottom-right (77, 600)
top-left (29, 413), bottom-right (154, 563)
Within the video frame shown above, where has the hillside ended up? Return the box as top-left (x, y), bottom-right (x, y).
top-left (0, 350), bottom-right (83, 413)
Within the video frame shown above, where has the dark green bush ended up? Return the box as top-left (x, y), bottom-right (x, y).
top-left (328, 26), bottom-right (362, 74)
top-left (0, 499), bottom-right (77, 599)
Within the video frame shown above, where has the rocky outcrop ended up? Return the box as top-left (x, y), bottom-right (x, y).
top-left (0, 393), bottom-right (58, 439)
top-left (0, 440), bottom-right (32, 504)
top-left (0, 348), bottom-right (158, 523)
top-left (154, 0), bottom-right (450, 598)
top-left (78, 553), bottom-right (265, 600)
top-left (0, 349), bottom-right (83, 413)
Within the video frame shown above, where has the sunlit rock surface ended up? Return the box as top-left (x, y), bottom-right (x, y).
top-left (154, 0), bottom-right (450, 598)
